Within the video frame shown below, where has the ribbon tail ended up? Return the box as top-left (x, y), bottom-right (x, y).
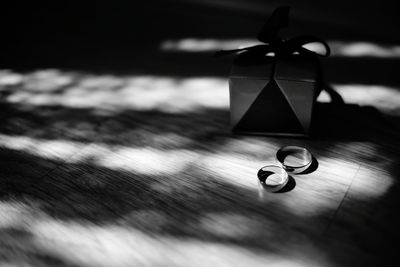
top-left (285, 35), bottom-right (331, 57)
top-left (214, 48), bottom-right (248, 57)
top-left (214, 45), bottom-right (271, 57)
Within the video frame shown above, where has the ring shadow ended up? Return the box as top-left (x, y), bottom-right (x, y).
top-left (297, 156), bottom-right (319, 175)
top-left (257, 156), bottom-right (317, 194)
top-left (276, 175), bottom-right (296, 193)
top-left (257, 170), bottom-right (297, 194)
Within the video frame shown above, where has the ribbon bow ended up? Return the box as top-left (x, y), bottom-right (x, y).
top-left (215, 6), bottom-right (330, 58)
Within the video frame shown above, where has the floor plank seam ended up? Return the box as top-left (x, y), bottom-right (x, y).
top-left (323, 164), bottom-right (361, 235)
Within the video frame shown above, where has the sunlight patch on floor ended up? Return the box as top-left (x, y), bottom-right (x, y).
top-left (198, 212), bottom-right (268, 239)
top-left (161, 38), bottom-right (261, 52)
top-left (329, 41), bottom-right (400, 58)
top-left (31, 219), bottom-right (331, 267)
top-left (0, 70), bottom-right (24, 85)
top-left (0, 134), bottom-right (197, 176)
top-left (160, 38), bottom-right (400, 58)
top-left (347, 166), bottom-right (394, 200)
top-left (2, 69), bottom-right (400, 116)
top-left (200, 152), bottom-right (263, 189)
top-left (0, 134), bottom-right (84, 161)
top-left (0, 133), bottom-right (394, 211)
top-left (0, 70), bottom-right (228, 113)
top-left (0, 201), bottom-right (32, 228)
top-left (83, 145), bottom-right (200, 176)
top-left (317, 84), bottom-right (400, 116)
top-left (327, 142), bottom-right (395, 199)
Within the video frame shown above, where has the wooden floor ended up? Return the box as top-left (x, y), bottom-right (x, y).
top-left (0, 3), bottom-right (399, 265)
top-left (0, 66), bottom-right (399, 267)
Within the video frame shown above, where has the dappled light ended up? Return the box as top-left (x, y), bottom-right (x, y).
top-left (160, 39), bottom-right (400, 58)
top-left (329, 85), bottom-right (400, 116)
top-left (0, 70), bottom-right (398, 201)
top-left (0, 70), bottom-right (228, 113)
top-left (330, 42), bottom-right (400, 58)
top-left (0, 134), bottom-right (84, 161)
top-left (2, 70), bottom-right (400, 118)
top-left (28, 218), bottom-right (330, 267)
top-left (161, 38), bottom-right (261, 52)
top-left (1, 1), bottom-right (400, 266)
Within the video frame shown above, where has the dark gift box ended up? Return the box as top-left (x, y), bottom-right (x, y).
top-left (230, 53), bottom-right (321, 137)
top-left (217, 6), bottom-right (330, 137)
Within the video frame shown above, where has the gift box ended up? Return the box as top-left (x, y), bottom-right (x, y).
top-left (216, 6), bottom-right (330, 137)
top-left (230, 52), bottom-right (321, 137)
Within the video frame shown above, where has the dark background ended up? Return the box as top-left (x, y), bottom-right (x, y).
top-left (1, 0), bottom-right (399, 75)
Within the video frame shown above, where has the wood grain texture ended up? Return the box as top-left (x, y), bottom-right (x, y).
top-left (1, 59), bottom-right (400, 267)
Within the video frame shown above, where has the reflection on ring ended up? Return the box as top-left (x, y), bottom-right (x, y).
top-left (258, 165), bottom-right (289, 193)
top-left (276, 146), bottom-right (312, 174)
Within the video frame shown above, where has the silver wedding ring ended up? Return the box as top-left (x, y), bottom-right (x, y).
top-left (258, 165), bottom-right (289, 192)
top-left (276, 146), bottom-right (312, 174)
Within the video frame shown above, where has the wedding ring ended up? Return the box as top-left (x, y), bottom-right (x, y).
top-left (276, 146), bottom-right (312, 174)
top-left (257, 165), bottom-right (289, 192)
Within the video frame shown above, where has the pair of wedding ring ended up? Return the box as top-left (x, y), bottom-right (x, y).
top-left (258, 146), bottom-right (312, 192)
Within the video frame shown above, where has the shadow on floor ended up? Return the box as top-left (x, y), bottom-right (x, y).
top-left (0, 1), bottom-right (400, 266)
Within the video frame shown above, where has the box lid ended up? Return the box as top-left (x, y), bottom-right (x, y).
top-left (230, 54), bottom-right (274, 79)
top-left (274, 54), bottom-right (319, 82)
top-left (230, 54), bottom-right (319, 82)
